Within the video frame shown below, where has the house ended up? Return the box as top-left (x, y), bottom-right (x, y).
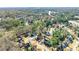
top-left (69, 20), bottom-right (79, 27)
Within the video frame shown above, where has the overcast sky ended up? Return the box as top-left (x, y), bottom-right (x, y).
top-left (0, 0), bottom-right (79, 7)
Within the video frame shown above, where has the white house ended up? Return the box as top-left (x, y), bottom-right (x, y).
top-left (48, 11), bottom-right (52, 16)
top-left (68, 20), bottom-right (79, 27)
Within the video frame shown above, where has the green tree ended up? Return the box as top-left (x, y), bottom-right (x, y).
top-left (0, 19), bottom-right (25, 30)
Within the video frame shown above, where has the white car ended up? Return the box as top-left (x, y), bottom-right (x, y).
top-left (77, 38), bottom-right (79, 41)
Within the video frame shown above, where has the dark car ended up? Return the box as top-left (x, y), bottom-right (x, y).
top-left (57, 44), bottom-right (64, 51)
top-left (25, 32), bottom-right (30, 37)
top-left (45, 32), bottom-right (51, 36)
top-left (44, 39), bottom-right (52, 47)
top-left (67, 35), bottom-right (73, 43)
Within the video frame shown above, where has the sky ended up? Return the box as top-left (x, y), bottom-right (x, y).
top-left (0, 0), bottom-right (79, 7)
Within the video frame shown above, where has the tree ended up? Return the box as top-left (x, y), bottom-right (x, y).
top-left (51, 37), bottom-right (59, 47)
top-left (0, 19), bottom-right (25, 30)
top-left (32, 20), bottom-right (45, 34)
top-left (53, 12), bottom-right (74, 24)
top-left (45, 20), bottom-right (52, 27)
top-left (49, 28), bottom-right (66, 48)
